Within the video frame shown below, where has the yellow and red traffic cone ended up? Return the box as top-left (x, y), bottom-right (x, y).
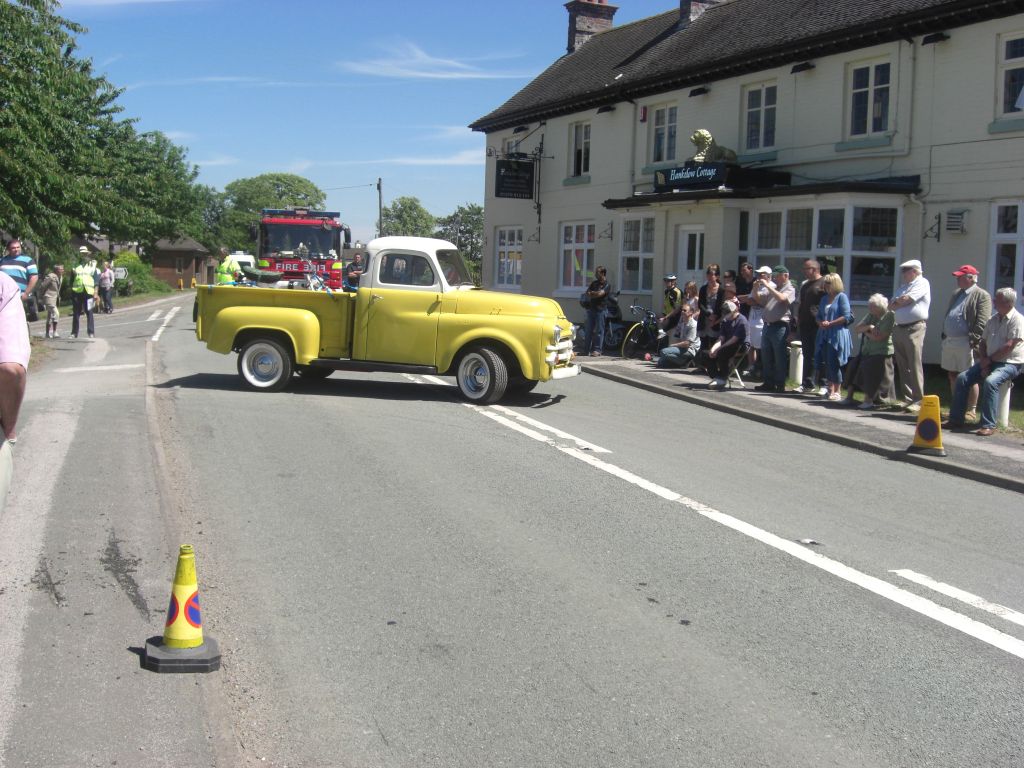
top-left (144, 544), bottom-right (220, 673)
top-left (907, 394), bottom-right (946, 457)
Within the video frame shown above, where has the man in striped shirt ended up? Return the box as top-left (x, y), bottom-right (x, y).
top-left (0, 239), bottom-right (38, 304)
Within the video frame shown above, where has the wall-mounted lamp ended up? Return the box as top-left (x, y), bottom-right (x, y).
top-left (921, 32), bottom-right (949, 45)
top-left (790, 61), bottom-right (815, 74)
top-left (513, 125), bottom-right (530, 134)
top-left (598, 222), bottom-right (614, 240)
top-left (689, 86), bottom-right (709, 97)
top-left (596, 105), bottom-right (616, 114)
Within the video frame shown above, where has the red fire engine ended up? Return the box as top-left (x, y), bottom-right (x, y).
top-left (253, 208), bottom-right (352, 290)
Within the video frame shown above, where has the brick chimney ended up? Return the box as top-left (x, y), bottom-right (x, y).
top-left (565, 0), bottom-right (618, 54)
top-left (679, 0), bottom-right (716, 28)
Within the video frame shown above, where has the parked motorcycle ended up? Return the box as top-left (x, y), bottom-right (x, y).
top-left (602, 291), bottom-right (629, 351)
top-left (621, 303), bottom-right (667, 359)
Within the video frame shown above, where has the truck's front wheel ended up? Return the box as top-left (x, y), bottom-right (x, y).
top-left (238, 339), bottom-right (293, 392)
top-left (456, 347), bottom-right (508, 404)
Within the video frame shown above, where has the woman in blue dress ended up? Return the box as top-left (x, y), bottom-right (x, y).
top-left (814, 273), bottom-right (855, 401)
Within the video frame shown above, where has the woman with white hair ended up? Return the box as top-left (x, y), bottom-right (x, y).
top-left (843, 293), bottom-right (896, 409)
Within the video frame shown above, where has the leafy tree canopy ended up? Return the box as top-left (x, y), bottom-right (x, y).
top-left (435, 203), bottom-right (483, 264)
top-left (0, 0), bottom-right (203, 256)
top-left (218, 173), bottom-right (326, 251)
top-left (379, 196), bottom-right (436, 238)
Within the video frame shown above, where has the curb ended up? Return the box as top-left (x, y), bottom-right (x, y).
top-left (584, 364), bottom-right (1024, 495)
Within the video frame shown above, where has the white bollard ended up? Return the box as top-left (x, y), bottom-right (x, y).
top-left (997, 379), bottom-right (1014, 427)
top-left (788, 341), bottom-right (803, 385)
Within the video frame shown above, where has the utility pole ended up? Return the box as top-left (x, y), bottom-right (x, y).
top-left (377, 178), bottom-right (383, 237)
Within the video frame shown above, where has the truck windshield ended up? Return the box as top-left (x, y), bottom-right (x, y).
top-left (437, 249), bottom-right (474, 286)
top-left (262, 224), bottom-right (339, 258)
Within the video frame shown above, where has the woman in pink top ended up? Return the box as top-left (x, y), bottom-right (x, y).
top-left (0, 271), bottom-right (30, 444)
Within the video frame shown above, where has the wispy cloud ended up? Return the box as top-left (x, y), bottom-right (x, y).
top-left (426, 125), bottom-right (477, 142)
top-left (96, 53), bottom-right (123, 69)
top-left (285, 159), bottom-right (314, 174)
top-left (195, 154), bottom-right (238, 167)
top-left (327, 149), bottom-right (483, 167)
top-left (163, 130), bottom-right (195, 142)
top-left (124, 75), bottom-right (261, 91)
top-left (339, 42), bottom-right (529, 80)
top-left (61, 0), bottom-right (194, 5)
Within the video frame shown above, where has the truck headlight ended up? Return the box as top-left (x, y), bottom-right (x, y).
top-left (552, 325), bottom-right (563, 346)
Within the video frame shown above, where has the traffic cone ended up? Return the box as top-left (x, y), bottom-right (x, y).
top-left (907, 394), bottom-right (946, 457)
top-left (143, 544), bottom-right (221, 673)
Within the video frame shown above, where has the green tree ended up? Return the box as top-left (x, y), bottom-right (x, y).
top-left (435, 203), bottom-right (483, 263)
top-left (379, 196), bottom-right (435, 238)
top-left (220, 173), bottom-right (326, 250)
top-left (0, 1), bottom-right (204, 254)
top-left (103, 129), bottom-right (202, 252)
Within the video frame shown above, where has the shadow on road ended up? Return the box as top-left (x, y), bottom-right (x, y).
top-left (153, 372), bottom-right (565, 408)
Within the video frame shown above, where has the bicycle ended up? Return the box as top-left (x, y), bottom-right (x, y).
top-left (621, 304), bottom-right (667, 359)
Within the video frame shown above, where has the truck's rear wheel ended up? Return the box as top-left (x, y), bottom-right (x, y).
top-left (238, 339), bottom-right (293, 392)
top-left (456, 347), bottom-right (508, 404)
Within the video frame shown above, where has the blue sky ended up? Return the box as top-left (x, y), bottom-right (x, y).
top-left (60, 0), bottom-right (673, 243)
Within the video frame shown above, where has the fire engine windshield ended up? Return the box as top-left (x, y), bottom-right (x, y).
top-left (437, 249), bottom-right (474, 286)
top-left (262, 224), bottom-right (339, 258)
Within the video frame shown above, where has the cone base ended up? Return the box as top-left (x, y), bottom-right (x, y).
top-left (906, 445), bottom-right (947, 457)
top-left (143, 635), bottom-right (221, 673)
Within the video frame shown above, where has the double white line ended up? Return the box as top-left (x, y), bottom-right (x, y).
top-left (460, 395), bottom-right (1024, 661)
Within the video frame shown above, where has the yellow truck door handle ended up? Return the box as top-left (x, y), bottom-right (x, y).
top-left (371, 294), bottom-right (383, 302)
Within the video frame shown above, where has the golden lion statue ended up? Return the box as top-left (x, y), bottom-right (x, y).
top-left (689, 129), bottom-right (737, 163)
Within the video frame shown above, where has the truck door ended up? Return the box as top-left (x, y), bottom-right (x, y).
top-left (362, 252), bottom-right (442, 365)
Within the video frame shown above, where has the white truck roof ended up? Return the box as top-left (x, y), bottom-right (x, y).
top-left (365, 236), bottom-right (457, 254)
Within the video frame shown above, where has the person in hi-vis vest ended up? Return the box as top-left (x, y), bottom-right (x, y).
top-left (71, 246), bottom-right (100, 338)
top-left (215, 248), bottom-right (240, 284)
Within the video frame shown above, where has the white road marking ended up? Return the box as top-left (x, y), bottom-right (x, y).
top-left (53, 363), bottom-right (145, 373)
top-left (490, 404), bottom-right (610, 453)
top-left (98, 319), bottom-right (164, 329)
top-left (146, 310), bottom-right (163, 321)
top-left (150, 305), bottom-right (180, 342)
top-left (464, 401), bottom-right (1024, 661)
top-left (409, 375), bottom-right (610, 452)
top-left (891, 569), bottom-right (1024, 629)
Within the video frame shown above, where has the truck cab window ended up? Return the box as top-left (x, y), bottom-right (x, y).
top-left (379, 254), bottom-right (435, 287)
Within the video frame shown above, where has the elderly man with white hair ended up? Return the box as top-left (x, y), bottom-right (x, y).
top-left (945, 288), bottom-right (1024, 436)
top-left (888, 259), bottom-right (931, 412)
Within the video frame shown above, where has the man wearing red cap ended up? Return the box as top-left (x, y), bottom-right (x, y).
top-left (941, 264), bottom-right (991, 422)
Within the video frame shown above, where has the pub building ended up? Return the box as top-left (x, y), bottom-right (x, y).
top-left (471, 0), bottom-right (1024, 363)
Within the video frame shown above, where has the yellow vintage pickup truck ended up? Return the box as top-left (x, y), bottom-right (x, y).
top-left (195, 236), bottom-right (580, 403)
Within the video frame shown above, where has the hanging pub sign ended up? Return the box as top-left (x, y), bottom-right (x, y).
top-left (495, 159), bottom-right (535, 200)
top-left (653, 162), bottom-right (791, 193)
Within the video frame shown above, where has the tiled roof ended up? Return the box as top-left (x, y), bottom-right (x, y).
top-left (471, 0), bottom-right (1024, 132)
top-left (154, 237), bottom-right (209, 254)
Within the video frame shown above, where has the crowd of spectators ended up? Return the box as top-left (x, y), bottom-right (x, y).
top-left (643, 257), bottom-right (1022, 437)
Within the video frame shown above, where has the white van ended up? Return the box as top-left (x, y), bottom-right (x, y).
top-left (230, 251), bottom-right (256, 270)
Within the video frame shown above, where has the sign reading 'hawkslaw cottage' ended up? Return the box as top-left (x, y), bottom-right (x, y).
top-left (653, 162), bottom-right (792, 194)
